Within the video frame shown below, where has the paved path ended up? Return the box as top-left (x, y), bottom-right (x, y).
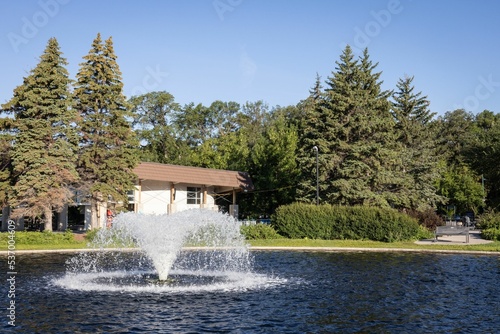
top-left (414, 230), bottom-right (493, 245)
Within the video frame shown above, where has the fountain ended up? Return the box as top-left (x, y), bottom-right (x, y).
top-left (56, 209), bottom-right (275, 292)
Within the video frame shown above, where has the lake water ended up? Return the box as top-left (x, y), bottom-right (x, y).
top-left (2, 250), bottom-right (500, 333)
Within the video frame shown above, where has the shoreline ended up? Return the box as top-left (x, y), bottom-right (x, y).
top-left (1, 246), bottom-right (499, 256)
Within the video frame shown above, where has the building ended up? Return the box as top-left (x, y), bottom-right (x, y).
top-left (131, 162), bottom-right (253, 215)
top-left (1, 162), bottom-right (254, 231)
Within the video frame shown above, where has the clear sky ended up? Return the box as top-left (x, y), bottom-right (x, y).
top-left (1, 0), bottom-right (499, 117)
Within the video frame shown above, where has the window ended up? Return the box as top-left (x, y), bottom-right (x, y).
top-left (187, 187), bottom-right (201, 204)
top-left (127, 190), bottom-right (135, 203)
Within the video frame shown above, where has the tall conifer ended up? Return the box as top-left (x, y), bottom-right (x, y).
top-left (298, 46), bottom-right (404, 207)
top-left (1, 38), bottom-right (78, 231)
top-left (74, 33), bottom-right (138, 228)
top-left (391, 76), bottom-right (443, 210)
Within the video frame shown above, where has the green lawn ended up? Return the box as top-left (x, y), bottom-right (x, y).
top-left (2, 231), bottom-right (499, 253)
top-left (246, 238), bottom-right (500, 252)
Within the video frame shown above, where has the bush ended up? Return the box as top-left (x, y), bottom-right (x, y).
top-left (271, 203), bottom-right (420, 242)
top-left (407, 209), bottom-right (444, 230)
top-left (477, 211), bottom-right (500, 229)
top-left (477, 211), bottom-right (500, 241)
top-left (481, 228), bottom-right (500, 241)
top-left (240, 224), bottom-right (283, 240)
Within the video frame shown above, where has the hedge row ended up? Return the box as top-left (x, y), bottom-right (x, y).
top-left (271, 203), bottom-right (420, 242)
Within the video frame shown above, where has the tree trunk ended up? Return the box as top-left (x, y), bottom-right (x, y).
top-left (44, 208), bottom-right (53, 232)
top-left (91, 199), bottom-right (99, 229)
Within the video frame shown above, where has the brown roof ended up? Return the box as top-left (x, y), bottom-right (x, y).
top-left (133, 162), bottom-right (254, 193)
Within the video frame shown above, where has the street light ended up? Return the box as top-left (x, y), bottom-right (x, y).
top-left (312, 146), bottom-right (319, 205)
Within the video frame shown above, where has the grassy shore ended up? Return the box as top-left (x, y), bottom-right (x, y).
top-left (2, 236), bottom-right (500, 253)
top-left (247, 238), bottom-right (500, 252)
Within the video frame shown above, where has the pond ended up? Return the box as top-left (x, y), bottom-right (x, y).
top-left (2, 250), bottom-right (499, 333)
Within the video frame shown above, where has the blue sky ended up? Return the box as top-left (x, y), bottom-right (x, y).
top-left (1, 0), bottom-right (499, 116)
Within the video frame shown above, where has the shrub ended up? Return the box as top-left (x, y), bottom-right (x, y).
top-left (271, 203), bottom-right (420, 242)
top-left (481, 228), bottom-right (500, 241)
top-left (477, 211), bottom-right (500, 229)
top-left (407, 208), bottom-right (444, 230)
top-left (240, 224), bottom-right (283, 240)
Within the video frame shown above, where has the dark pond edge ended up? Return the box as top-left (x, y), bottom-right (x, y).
top-left (1, 246), bottom-right (499, 256)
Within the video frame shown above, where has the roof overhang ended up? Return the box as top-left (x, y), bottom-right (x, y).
top-left (133, 162), bottom-right (254, 193)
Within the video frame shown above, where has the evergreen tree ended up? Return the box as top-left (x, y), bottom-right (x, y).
top-left (0, 117), bottom-right (14, 209)
top-left (74, 33), bottom-right (138, 228)
top-left (295, 74), bottom-right (326, 203)
top-left (1, 38), bottom-right (78, 231)
top-left (297, 46), bottom-right (403, 207)
top-left (391, 75), bottom-right (444, 210)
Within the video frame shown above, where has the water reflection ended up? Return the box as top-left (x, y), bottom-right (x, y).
top-left (2, 251), bottom-right (499, 333)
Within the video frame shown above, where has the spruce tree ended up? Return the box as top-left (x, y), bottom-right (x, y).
top-left (298, 46), bottom-right (404, 207)
top-left (1, 38), bottom-right (78, 231)
top-left (0, 118), bottom-right (14, 209)
top-left (74, 33), bottom-right (138, 228)
top-left (391, 75), bottom-right (443, 210)
top-left (295, 74), bottom-right (326, 203)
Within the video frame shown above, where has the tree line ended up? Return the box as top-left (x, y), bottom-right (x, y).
top-left (1, 36), bottom-right (499, 231)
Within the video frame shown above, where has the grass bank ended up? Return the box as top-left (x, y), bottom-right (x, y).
top-left (1, 231), bottom-right (500, 253)
top-left (246, 238), bottom-right (500, 252)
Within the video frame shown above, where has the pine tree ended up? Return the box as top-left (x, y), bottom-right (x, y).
top-left (74, 33), bottom-right (139, 228)
top-left (1, 38), bottom-right (78, 231)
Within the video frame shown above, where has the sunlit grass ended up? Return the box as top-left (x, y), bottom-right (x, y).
top-left (246, 238), bottom-right (500, 252)
top-left (1, 232), bottom-right (499, 253)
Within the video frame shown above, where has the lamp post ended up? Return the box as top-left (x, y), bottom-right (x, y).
top-left (312, 146), bottom-right (319, 205)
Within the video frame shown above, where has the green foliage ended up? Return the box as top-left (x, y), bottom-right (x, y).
top-left (391, 75), bottom-right (444, 210)
top-left (436, 164), bottom-right (485, 215)
top-left (481, 228), bottom-right (500, 241)
top-left (240, 223), bottom-right (284, 240)
top-left (477, 211), bottom-right (500, 229)
top-left (74, 33), bottom-right (139, 221)
top-left (272, 203), bottom-right (420, 242)
top-left (0, 230), bottom-right (79, 245)
top-left (247, 111), bottom-right (299, 216)
top-left (465, 110), bottom-right (500, 208)
top-left (1, 38), bottom-right (79, 230)
top-left (129, 91), bottom-right (187, 164)
top-left (407, 208), bottom-right (444, 230)
top-left (433, 109), bottom-right (475, 166)
top-left (475, 211), bottom-right (500, 241)
top-left (296, 47), bottom-right (405, 208)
